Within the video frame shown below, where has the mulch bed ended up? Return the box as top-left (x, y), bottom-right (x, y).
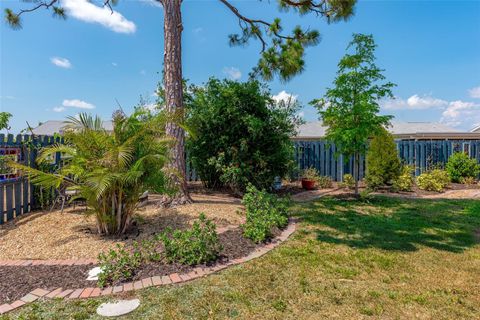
top-left (132, 228), bottom-right (258, 282)
top-left (0, 265), bottom-right (93, 304)
top-left (0, 227), bottom-right (265, 304)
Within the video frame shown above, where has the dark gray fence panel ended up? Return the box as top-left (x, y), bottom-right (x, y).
top-left (293, 138), bottom-right (480, 181)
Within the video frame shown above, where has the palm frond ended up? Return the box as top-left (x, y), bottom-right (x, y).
top-left (64, 113), bottom-right (104, 132)
top-left (9, 162), bottom-right (71, 189)
top-left (36, 144), bottom-right (76, 164)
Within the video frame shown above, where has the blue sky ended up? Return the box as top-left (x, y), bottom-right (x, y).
top-left (1, 0), bottom-right (479, 133)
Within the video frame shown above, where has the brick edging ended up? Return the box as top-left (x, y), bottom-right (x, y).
top-left (0, 219), bottom-right (297, 315)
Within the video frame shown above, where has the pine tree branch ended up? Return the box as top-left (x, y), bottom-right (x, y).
top-left (16, 0), bottom-right (59, 18)
top-left (219, 0), bottom-right (298, 52)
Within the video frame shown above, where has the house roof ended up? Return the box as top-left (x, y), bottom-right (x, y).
top-left (31, 120), bottom-right (113, 136)
top-left (294, 121), bottom-right (471, 140)
top-left (471, 125), bottom-right (480, 133)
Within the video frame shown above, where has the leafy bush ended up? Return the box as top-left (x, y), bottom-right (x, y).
top-left (392, 165), bottom-right (414, 192)
top-left (416, 169), bottom-right (450, 192)
top-left (445, 152), bottom-right (480, 183)
top-left (242, 184), bottom-right (289, 243)
top-left (160, 213), bottom-right (222, 266)
top-left (186, 78), bottom-right (302, 192)
top-left (365, 129), bottom-right (401, 190)
top-left (339, 174), bottom-right (355, 190)
top-left (98, 244), bottom-right (142, 287)
top-left (317, 175), bottom-right (333, 189)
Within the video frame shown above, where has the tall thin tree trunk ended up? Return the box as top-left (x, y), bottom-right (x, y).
top-left (354, 152), bottom-right (360, 195)
top-left (163, 0), bottom-right (192, 205)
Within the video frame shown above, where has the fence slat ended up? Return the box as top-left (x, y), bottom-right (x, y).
top-left (0, 184), bottom-right (4, 224)
top-left (14, 181), bottom-right (22, 217)
top-left (5, 183), bottom-right (14, 221)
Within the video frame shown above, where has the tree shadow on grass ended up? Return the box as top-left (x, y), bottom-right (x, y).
top-left (296, 196), bottom-right (480, 253)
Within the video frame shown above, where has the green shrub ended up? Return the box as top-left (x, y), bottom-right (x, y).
top-left (365, 129), bottom-right (401, 190)
top-left (392, 165), bottom-right (414, 192)
top-left (242, 184), bottom-right (289, 243)
top-left (340, 174), bottom-right (355, 190)
top-left (317, 175), bottom-right (333, 189)
top-left (186, 78), bottom-right (302, 192)
top-left (416, 169), bottom-right (450, 192)
top-left (97, 244), bottom-right (142, 287)
top-left (445, 152), bottom-right (480, 183)
top-left (160, 213), bottom-right (222, 266)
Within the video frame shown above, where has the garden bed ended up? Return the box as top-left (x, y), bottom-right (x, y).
top-left (0, 226), bottom-right (282, 304)
top-left (0, 190), bottom-right (243, 260)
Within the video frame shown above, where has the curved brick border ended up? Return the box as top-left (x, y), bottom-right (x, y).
top-left (0, 219), bottom-right (297, 315)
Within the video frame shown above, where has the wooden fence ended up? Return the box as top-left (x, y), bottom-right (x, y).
top-left (2, 133), bottom-right (479, 224)
top-left (294, 139), bottom-right (480, 181)
top-left (0, 134), bottom-right (61, 224)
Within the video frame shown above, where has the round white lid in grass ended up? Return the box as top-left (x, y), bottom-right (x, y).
top-left (97, 299), bottom-right (140, 317)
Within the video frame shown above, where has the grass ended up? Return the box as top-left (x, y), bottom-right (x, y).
top-left (3, 196), bottom-right (480, 319)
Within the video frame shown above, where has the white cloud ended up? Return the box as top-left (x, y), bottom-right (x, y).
top-left (140, 0), bottom-right (162, 7)
top-left (53, 106), bottom-right (66, 112)
top-left (140, 70), bottom-right (146, 76)
top-left (272, 90), bottom-right (298, 104)
top-left (407, 94), bottom-right (448, 109)
top-left (112, 62), bottom-right (118, 67)
top-left (382, 94), bottom-right (448, 110)
top-left (468, 86), bottom-right (480, 99)
top-left (222, 67), bottom-right (242, 80)
top-left (440, 100), bottom-right (480, 128)
top-left (0, 95), bottom-right (15, 100)
top-left (62, 99), bottom-right (95, 109)
top-left (50, 57), bottom-right (72, 69)
top-left (61, 0), bottom-right (136, 34)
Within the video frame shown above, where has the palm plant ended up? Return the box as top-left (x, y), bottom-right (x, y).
top-left (12, 111), bottom-right (173, 235)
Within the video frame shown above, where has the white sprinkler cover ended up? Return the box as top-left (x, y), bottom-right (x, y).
top-left (86, 266), bottom-right (103, 281)
top-left (97, 299), bottom-right (141, 317)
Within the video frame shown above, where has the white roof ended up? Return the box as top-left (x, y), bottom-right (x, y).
top-left (31, 120), bottom-right (113, 136)
top-left (295, 121), bottom-right (461, 138)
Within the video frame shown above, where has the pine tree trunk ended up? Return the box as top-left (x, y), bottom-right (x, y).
top-left (354, 152), bottom-right (360, 195)
top-left (163, 0), bottom-right (192, 205)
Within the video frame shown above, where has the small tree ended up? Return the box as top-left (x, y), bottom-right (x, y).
top-left (186, 78), bottom-right (301, 193)
top-left (365, 128), bottom-right (401, 190)
top-left (312, 34), bottom-right (395, 195)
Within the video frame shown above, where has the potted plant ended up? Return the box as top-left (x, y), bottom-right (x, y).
top-left (301, 167), bottom-right (319, 190)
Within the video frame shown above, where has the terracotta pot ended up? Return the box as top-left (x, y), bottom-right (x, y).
top-left (301, 179), bottom-right (316, 190)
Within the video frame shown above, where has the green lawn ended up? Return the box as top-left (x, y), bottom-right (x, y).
top-left (3, 196), bottom-right (480, 319)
